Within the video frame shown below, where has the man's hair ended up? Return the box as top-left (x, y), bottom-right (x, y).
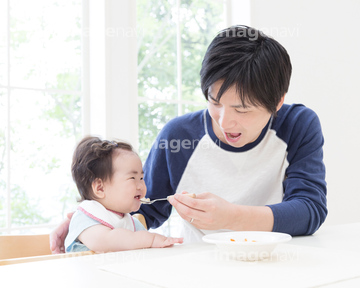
top-left (71, 136), bottom-right (134, 201)
top-left (200, 25), bottom-right (292, 114)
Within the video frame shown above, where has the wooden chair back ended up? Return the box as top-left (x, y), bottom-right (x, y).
top-left (0, 234), bottom-right (51, 260)
top-left (0, 234), bottom-right (94, 265)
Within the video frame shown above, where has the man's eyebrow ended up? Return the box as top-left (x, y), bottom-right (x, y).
top-left (231, 104), bottom-right (247, 109)
top-left (208, 94), bottom-right (247, 109)
top-left (208, 94), bottom-right (218, 102)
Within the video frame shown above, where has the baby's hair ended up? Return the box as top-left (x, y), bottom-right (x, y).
top-left (71, 136), bottom-right (134, 201)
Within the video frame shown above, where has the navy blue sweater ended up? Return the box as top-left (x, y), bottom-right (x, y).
top-left (136, 104), bottom-right (327, 238)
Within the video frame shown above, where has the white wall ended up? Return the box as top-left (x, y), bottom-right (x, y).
top-left (249, 0), bottom-right (360, 225)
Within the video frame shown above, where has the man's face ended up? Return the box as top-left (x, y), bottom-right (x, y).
top-left (207, 80), bottom-right (283, 148)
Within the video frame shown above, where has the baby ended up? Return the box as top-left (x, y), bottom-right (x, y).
top-left (65, 136), bottom-right (183, 253)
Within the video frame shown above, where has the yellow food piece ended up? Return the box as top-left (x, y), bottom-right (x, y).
top-left (229, 238), bottom-right (257, 242)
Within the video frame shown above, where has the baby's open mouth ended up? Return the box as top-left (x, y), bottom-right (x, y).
top-left (134, 195), bottom-right (141, 200)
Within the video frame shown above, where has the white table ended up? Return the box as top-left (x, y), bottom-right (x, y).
top-left (1, 223), bottom-right (360, 288)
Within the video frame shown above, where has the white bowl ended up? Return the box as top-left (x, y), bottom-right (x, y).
top-left (202, 231), bottom-right (292, 261)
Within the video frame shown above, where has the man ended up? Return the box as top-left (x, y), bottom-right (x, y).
top-left (51, 25), bottom-right (326, 252)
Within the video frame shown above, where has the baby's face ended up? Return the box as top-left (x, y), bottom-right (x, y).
top-left (101, 150), bottom-right (146, 213)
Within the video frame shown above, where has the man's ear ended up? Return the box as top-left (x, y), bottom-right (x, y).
top-left (276, 94), bottom-right (286, 112)
top-left (92, 178), bottom-right (105, 199)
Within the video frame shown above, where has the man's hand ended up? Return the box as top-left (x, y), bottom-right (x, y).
top-left (168, 192), bottom-right (235, 230)
top-left (168, 192), bottom-right (274, 232)
top-left (49, 212), bottom-right (74, 254)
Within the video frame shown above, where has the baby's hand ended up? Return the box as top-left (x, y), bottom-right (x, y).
top-left (151, 234), bottom-right (183, 248)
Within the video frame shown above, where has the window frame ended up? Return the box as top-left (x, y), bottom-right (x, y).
top-left (0, 0), bottom-right (248, 234)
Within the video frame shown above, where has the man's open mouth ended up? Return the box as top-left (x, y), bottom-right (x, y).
top-left (224, 132), bottom-right (242, 143)
top-left (227, 132), bottom-right (241, 139)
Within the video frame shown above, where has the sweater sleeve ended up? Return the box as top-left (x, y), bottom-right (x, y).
top-left (268, 106), bottom-right (327, 235)
top-left (134, 113), bottom-right (202, 229)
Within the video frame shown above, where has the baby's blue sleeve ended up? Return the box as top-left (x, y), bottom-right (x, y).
top-left (65, 210), bottom-right (100, 252)
top-left (133, 217), bottom-right (146, 231)
top-left (65, 211), bottom-right (147, 252)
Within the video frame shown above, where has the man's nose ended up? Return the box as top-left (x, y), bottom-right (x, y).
top-left (219, 108), bottom-right (236, 129)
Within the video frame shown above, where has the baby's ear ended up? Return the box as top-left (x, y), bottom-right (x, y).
top-left (92, 178), bottom-right (105, 199)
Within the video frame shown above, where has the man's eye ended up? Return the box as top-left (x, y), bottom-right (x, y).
top-left (235, 109), bottom-right (249, 114)
top-left (210, 101), bottom-right (220, 106)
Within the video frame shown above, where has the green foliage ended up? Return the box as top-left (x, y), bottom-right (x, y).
top-left (0, 129), bottom-right (5, 174)
top-left (0, 0), bottom-right (223, 233)
top-left (137, 0), bottom-right (223, 159)
top-left (58, 183), bottom-right (79, 217)
top-left (43, 72), bottom-right (82, 140)
top-left (0, 0), bottom-right (83, 232)
top-left (138, 102), bottom-right (178, 161)
top-left (10, 185), bottom-right (50, 226)
top-left (180, 0), bottom-right (224, 102)
top-left (137, 0), bottom-right (178, 100)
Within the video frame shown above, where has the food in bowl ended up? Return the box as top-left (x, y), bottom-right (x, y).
top-left (230, 238), bottom-right (257, 242)
top-left (203, 231), bottom-right (291, 261)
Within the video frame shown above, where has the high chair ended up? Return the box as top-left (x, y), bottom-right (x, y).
top-left (0, 234), bottom-right (94, 265)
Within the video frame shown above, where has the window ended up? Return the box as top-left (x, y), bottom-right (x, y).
top-left (0, 0), bottom-right (83, 234)
top-left (137, 0), bottom-right (225, 161)
top-left (137, 0), bottom-right (226, 236)
top-left (0, 0), bottom-right (231, 236)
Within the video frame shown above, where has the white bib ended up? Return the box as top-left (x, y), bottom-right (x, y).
top-left (78, 200), bottom-right (135, 231)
